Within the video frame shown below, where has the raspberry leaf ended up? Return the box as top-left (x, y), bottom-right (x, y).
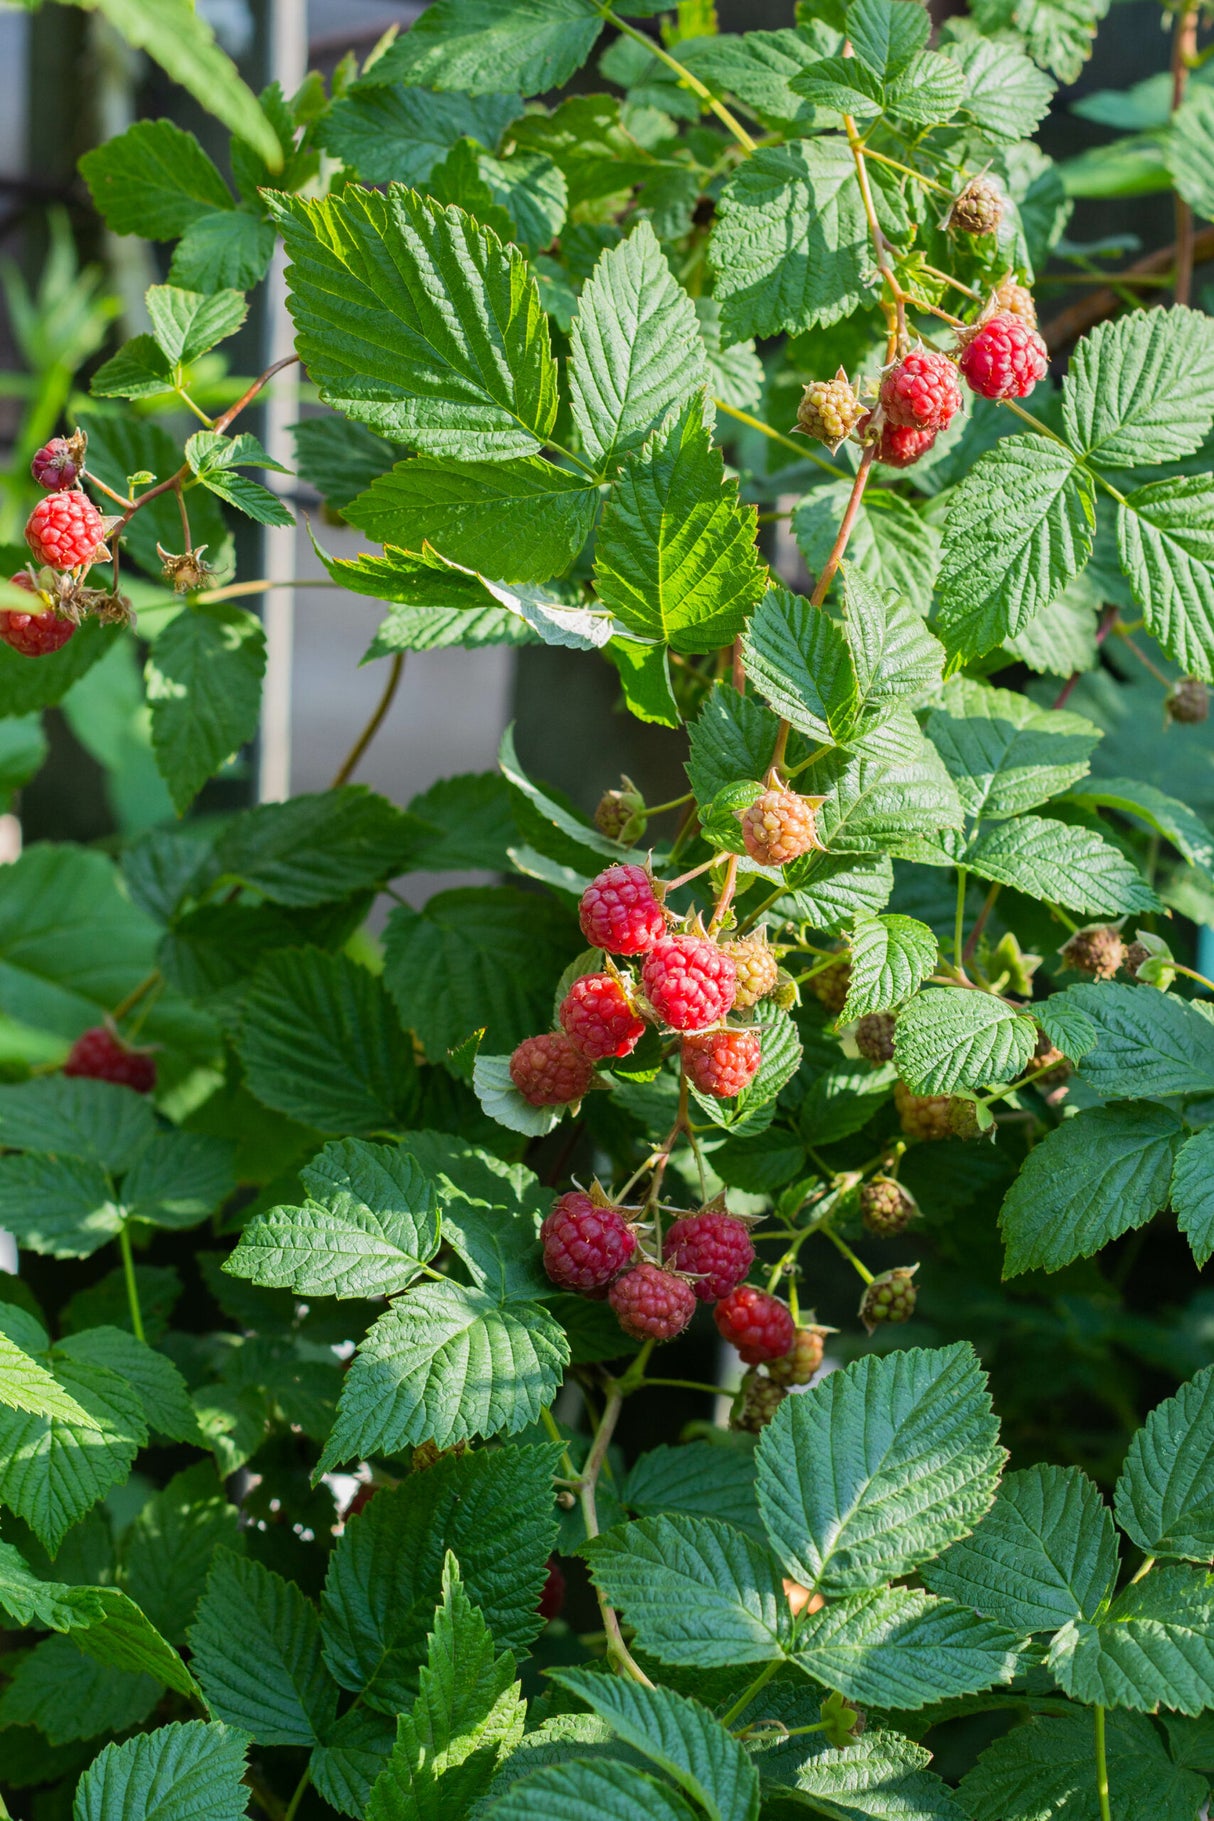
top-left (0, 1076), bottom-right (156, 1173)
top-left (937, 437), bottom-right (1096, 665)
top-left (90, 336), bottom-right (176, 401)
top-left (1171, 1128), bottom-right (1214, 1267)
top-left (311, 1708), bottom-right (397, 1818)
top-left (1169, 85), bottom-right (1214, 224)
top-left (145, 286), bottom-right (248, 367)
top-left (486, 1759), bottom-right (701, 1821)
top-left (756, 1343), bottom-right (1003, 1596)
top-left (0, 1154), bottom-right (122, 1260)
top-left (214, 787), bottom-right (414, 906)
top-left (795, 485), bottom-right (942, 619)
top-left (0, 1330), bottom-right (101, 1430)
top-left (784, 1730), bottom-right (970, 1821)
top-left (365, 0), bottom-right (605, 96)
top-left (686, 683), bottom-right (782, 803)
top-left (742, 583), bottom-right (857, 743)
top-left (1048, 1567), bottom-right (1214, 1714)
top-left (1115, 1364), bottom-right (1214, 1560)
top-left (1065, 776), bottom-right (1214, 875)
top-left (1117, 476), bottom-right (1214, 682)
top-left (998, 1101), bottom-right (1183, 1275)
top-left (961, 814), bottom-right (1160, 915)
top-left (190, 1552), bottom-right (337, 1745)
top-left (79, 119), bottom-right (234, 241)
top-left (925, 678), bottom-right (1100, 816)
top-left (798, 739), bottom-right (964, 853)
top-left (774, 852), bottom-right (895, 932)
top-left (1062, 307), bottom-right (1214, 470)
top-left (794, 1588), bottom-right (1022, 1711)
top-left (842, 912), bottom-right (938, 1021)
top-left (949, 36), bottom-right (1056, 142)
top-left (1061, 980), bottom-right (1214, 1097)
top-left (146, 604), bottom-right (267, 815)
top-left (970, 0), bottom-right (1111, 85)
top-left (961, 1709), bottom-right (1206, 1821)
top-left (120, 1462), bottom-right (242, 1647)
top-left (895, 987), bottom-right (1038, 1094)
top-left (569, 223), bottom-right (709, 469)
top-left (0, 1348), bottom-right (146, 1552)
top-left (317, 87), bottom-right (523, 189)
top-left (623, 1441), bottom-right (764, 1541)
top-left (0, 1633), bottom-right (158, 1745)
top-left (924, 1464), bottom-right (1119, 1633)
top-left (120, 1132), bottom-right (235, 1232)
top-left (73, 1720), bottom-right (250, 1821)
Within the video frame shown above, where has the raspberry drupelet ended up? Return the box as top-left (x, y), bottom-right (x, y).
top-left (642, 934), bottom-right (736, 1032)
top-left (509, 1033), bottom-right (595, 1106)
top-left (578, 863), bottom-right (666, 955)
top-left (662, 1209), bottom-right (755, 1301)
top-left (25, 490), bottom-right (109, 570)
top-left (558, 973), bottom-right (646, 1060)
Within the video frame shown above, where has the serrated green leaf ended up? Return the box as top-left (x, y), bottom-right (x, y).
top-left (90, 334), bottom-right (175, 400)
top-left (843, 566), bottom-right (945, 723)
top-left (321, 1447), bottom-right (559, 1711)
top-left (1168, 85), bottom-right (1214, 224)
top-left (1062, 307), bottom-right (1214, 469)
top-left (145, 603), bottom-right (266, 815)
top-left (190, 1551), bottom-right (336, 1746)
top-left (583, 1514), bottom-right (793, 1667)
top-left (1171, 1127), bottom-right (1214, 1266)
top-left (773, 853), bottom-right (895, 933)
top-left (962, 815), bottom-right (1159, 916)
top-left (894, 988), bottom-right (1038, 1094)
top-left (345, 458), bottom-right (597, 584)
top-left (1117, 476), bottom-right (1214, 681)
top-left (686, 684), bottom-right (781, 804)
top-left (319, 85), bottom-right (521, 187)
top-left (551, 1671), bottom-right (760, 1821)
top-left (62, 1326), bottom-right (199, 1445)
top-left (312, 1708), bottom-right (397, 1819)
top-left (1, 1634), bottom-right (157, 1744)
top-left (678, 29), bottom-right (821, 129)
top-left (216, 787), bottom-right (413, 906)
top-left (170, 209), bottom-right (276, 292)
top-left (623, 1441), bottom-right (762, 1541)
top-left (998, 1101), bottom-right (1183, 1276)
top-left (73, 1719), bottom-right (250, 1821)
top-left (936, 439), bottom-right (1095, 664)
top-left (79, 118), bottom-right (233, 239)
top-left (1064, 980), bottom-right (1214, 1096)
top-left (1065, 777), bottom-right (1214, 876)
top-left (593, 394), bottom-right (766, 654)
top-left (472, 1052), bottom-right (563, 1138)
top-left (0, 1075), bottom-right (155, 1173)
top-left (972, 0), bottom-right (1110, 84)
top-left (961, 1708), bottom-right (1206, 1821)
top-left (269, 186), bottom-right (558, 458)
top-left (777, 1729), bottom-right (969, 1820)
top-left (197, 468), bottom-right (294, 526)
top-left (122, 1131), bottom-right (235, 1232)
top-left (367, 0), bottom-right (604, 96)
top-left (484, 1759), bottom-right (699, 1821)
top-left (122, 1462), bottom-right (242, 1646)
top-left (801, 740), bottom-right (964, 854)
top-left (1115, 1365), bottom-right (1214, 1562)
top-left (924, 1464), bottom-right (1119, 1632)
top-left (0, 1352), bottom-right (146, 1552)
top-left (756, 1343), bottom-right (1003, 1597)
top-left (1048, 1566), bottom-right (1214, 1714)
top-left (569, 221), bottom-right (708, 468)
top-left (742, 584), bottom-right (857, 744)
top-left (841, 914), bottom-right (937, 1021)
top-left (146, 286), bottom-right (247, 365)
top-left (848, 0), bottom-right (930, 76)
top-left (795, 1588), bottom-right (1022, 1711)
top-left (951, 35), bottom-right (1056, 142)
top-left (795, 488), bottom-right (942, 623)
top-left (0, 1153), bottom-right (122, 1259)
top-left (67, 1587), bottom-right (197, 1699)
top-left (229, 1139), bottom-right (440, 1299)
top-left (925, 678), bottom-right (1099, 816)
top-left (237, 948), bottom-right (418, 1135)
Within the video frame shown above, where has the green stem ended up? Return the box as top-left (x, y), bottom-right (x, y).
top-left (712, 398), bottom-right (848, 478)
top-left (721, 1657), bottom-right (781, 1729)
top-left (118, 1223), bottom-right (146, 1343)
top-left (599, 7), bottom-right (758, 151)
top-left (283, 1767), bottom-right (311, 1821)
top-left (954, 867), bottom-right (968, 970)
top-left (821, 1224), bottom-right (875, 1286)
top-left (540, 1405), bottom-right (579, 1480)
top-left (644, 1377), bottom-right (725, 1396)
top-left (1173, 964), bottom-right (1214, 994)
top-left (330, 654), bottom-right (405, 788)
top-left (1094, 1706), bottom-right (1112, 1821)
top-left (1129, 1553), bottom-right (1156, 1584)
top-left (644, 791), bottom-right (694, 818)
top-left (978, 1059), bottom-right (1067, 1108)
top-left (860, 144), bottom-right (953, 198)
top-left (111, 969), bottom-right (161, 1025)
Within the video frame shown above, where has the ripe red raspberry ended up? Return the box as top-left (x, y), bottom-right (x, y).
top-left (721, 935), bottom-right (778, 1010)
top-left (509, 1033), bottom-right (594, 1106)
top-left (25, 490), bottom-right (109, 570)
top-left (642, 934), bottom-right (736, 1032)
top-left (871, 416), bottom-right (937, 469)
top-left (860, 1177), bottom-right (917, 1238)
top-left (31, 435), bottom-right (84, 491)
top-left (714, 1284), bottom-right (796, 1365)
top-left (854, 1011), bottom-right (896, 1064)
top-left (662, 1209), bottom-right (755, 1301)
top-left (682, 1027), bottom-right (761, 1099)
top-left (64, 1026), bottom-right (156, 1093)
top-left (559, 973), bottom-right (646, 1061)
top-left (740, 786), bottom-right (825, 867)
top-left (609, 1262), bottom-right (697, 1342)
top-left (768, 1326), bottom-right (828, 1387)
top-left (579, 863), bottom-right (665, 955)
top-left (994, 276), bottom-right (1037, 327)
top-left (860, 1265), bottom-right (918, 1332)
top-left (541, 1190), bottom-right (636, 1290)
top-left (795, 371), bottom-right (864, 451)
top-left (959, 313), bottom-right (1048, 401)
top-left (1, 576), bottom-right (75, 658)
top-left (879, 349), bottom-right (962, 434)
top-left (538, 1557), bottom-right (566, 1621)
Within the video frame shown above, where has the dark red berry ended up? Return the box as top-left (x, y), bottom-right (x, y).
top-left (681, 1028), bottom-right (761, 1099)
top-left (558, 972), bottom-right (646, 1061)
top-left (64, 1026), bottom-right (156, 1093)
top-left (1, 576), bottom-right (75, 658)
top-left (663, 1210), bottom-right (755, 1302)
top-left (538, 1557), bottom-right (566, 1620)
top-left (642, 935), bottom-right (736, 1033)
top-left (578, 864), bottom-right (666, 955)
top-left (541, 1190), bottom-right (636, 1291)
top-left (609, 1262), bottom-right (697, 1342)
top-left (714, 1285), bottom-right (796, 1365)
top-left (31, 435), bottom-right (84, 491)
top-left (509, 1033), bottom-right (595, 1107)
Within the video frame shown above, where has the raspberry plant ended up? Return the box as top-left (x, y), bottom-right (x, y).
top-left (2, 1), bottom-right (1214, 1818)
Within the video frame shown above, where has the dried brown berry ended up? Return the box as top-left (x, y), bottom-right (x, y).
top-left (860, 1265), bottom-right (918, 1332)
top-left (1032, 1027), bottom-right (1071, 1084)
top-left (808, 956), bottom-right (851, 1017)
top-left (1123, 940), bottom-right (1151, 978)
top-left (854, 1011), bottom-right (896, 1064)
top-left (1166, 677), bottom-right (1209, 725)
top-left (860, 1176), bottom-right (917, 1238)
top-left (1060, 926), bottom-right (1125, 981)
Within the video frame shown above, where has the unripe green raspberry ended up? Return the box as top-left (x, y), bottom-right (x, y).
top-left (767, 1325), bottom-right (830, 1386)
top-left (894, 1081), bottom-right (954, 1141)
top-left (1060, 925), bottom-right (1125, 981)
top-left (860, 1176), bottom-right (917, 1238)
top-left (854, 1011), bottom-right (896, 1064)
top-left (795, 369), bottom-right (865, 451)
top-left (860, 1265), bottom-right (918, 1332)
top-left (808, 956), bottom-right (851, 1016)
top-left (948, 175), bottom-right (1004, 236)
top-left (722, 934), bottom-right (780, 1009)
top-left (595, 777), bottom-right (646, 844)
top-left (731, 1369), bottom-right (787, 1434)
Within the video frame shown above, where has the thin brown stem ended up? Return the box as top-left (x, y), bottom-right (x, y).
top-left (213, 354), bottom-right (301, 437)
top-left (732, 636), bottom-right (746, 692)
top-left (577, 1385), bottom-right (654, 1685)
top-left (811, 445), bottom-right (876, 607)
top-left (331, 654), bottom-right (405, 788)
top-left (709, 853), bottom-right (739, 935)
top-left (1040, 226), bottom-right (1214, 352)
top-left (1172, 9), bottom-right (1199, 305)
top-left (962, 883), bottom-right (1001, 962)
top-left (843, 96), bottom-right (905, 352)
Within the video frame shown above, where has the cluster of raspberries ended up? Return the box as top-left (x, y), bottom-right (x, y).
top-left (5, 436), bottom-right (114, 658)
top-left (542, 1184), bottom-right (820, 1368)
top-left (508, 862), bottom-right (783, 1111)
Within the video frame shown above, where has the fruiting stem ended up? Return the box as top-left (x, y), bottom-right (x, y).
top-left (598, 7), bottom-right (758, 153)
top-left (1117, 633), bottom-right (1173, 689)
top-left (844, 102), bottom-right (905, 348)
top-left (709, 853), bottom-right (739, 934)
top-left (82, 470), bottom-right (137, 510)
top-left (331, 653), bottom-right (405, 788)
top-left (860, 144), bottom-right (955, 199)
top-left (173, 479), bottom-right (192, 551)
top-left (111, 968), bottom-right (161, 1024)
top-left (963, 883), bottom-right (1001, 962)
top-left (644, 1377), bottom-right (724, 1396)
top-left (175, 387), bottom-right (214, 428)
top-left (118, 1223), bottom-right (146, 1344)
top-left (821, 1225), bottom-right (875, 1286)
top-left (212, 353), bottom-right (301, 438)
top-left (539, 1405), bottom-right (579, 1480)
top-left (643, 791), bottom-right (694, 818)
top-left (978, 1058), bottom-right (1066, 1107)
top-left (193, 577), bottom-right (330, 603)
top-left (665, 855), bottom-right (719, 892)
top-left (1173, 964), bottom-right (1214, 995)
top-left (918, 262), bottom-right (983, 299)
top-left (1094, 1706), bottom-right (1112, 1821)
top-left (1172, 9), bottom-right (1199, 304)
top-left (577, 1384), bottom-right (655, 1686)
top-left (283, 1768), bottom-right (311, 1821)
top-left (954, 867), bottom-right (968, 970)
top-left (720, 1658), bottom-right (781, 1729)
top-left (810, 443), bottom-right (876, 607)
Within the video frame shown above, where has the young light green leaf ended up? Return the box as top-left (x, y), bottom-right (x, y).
top-left (961, 1709), bottom-right (1206, 1821)
top-left (962, 815), bottom-right (1159, 915)
top-left (1117, 476), bottom-right (1214, 681)
top-left (268, 187), bottom-right (558, 458)
top-left (321, 1447), bottom-right (559, 1711)
top-left (0, 1537), bottom-right (105, 1630)
top-left (551, 1671), bottom-right (760, 1821)
top-left (1064, 980), bottom-right (1214, 1097)
top-left (936, 439), bottom-right (1095, 665)
top-left (145, 286), bottom-right (247, 366)
top-left (190, 1552), bottom-right (336, 1746)
top-left (893, 988), bottom-right (1039, 1094)
top-left (841, 914), bottom-right (938, 1022)
top-left (593, 395), bottom-right (766, 654)
top-left (146, 604), bottom-right (267, 815)
top-left (367, 0), bottom-right (604, 96)
top-left (998, 1101), bottom-right (1183, 1276)
top-left (73, 1719), bottom-right (250, 1821)
top-left (90, 335), bottom-right (175, 400)
top-left (1171, 1127), bottom-right (1214, 1266)
top-left (318, 1281), bottom-right (569, 1469)
top-left (780, 1730), bottom-right (969, 1820)
top-left (228, 1139), bottom-right (440, 1299)
top-left (79, 118), bottom-right (233, 240)
top-left (925, 678), bottom-right (1099, 816)
top-left (569, 222), bottom-right (708, 468)
top-left (924, 1464), bottom-right (1119, 1633)
top-left (795, 1588), bottom-right (1022, 1711)
top-left (1048, 1566), bottom-right (1214, 1714)
top-left (741, 584), bottom-right (857, 744)
top-left (950, 35), bottom-right (1056, 142)
top-left (1062, 307), bottom-right (1214, 469)
top-left (1115, 1365), bottom-right (1214, 1562)
top-left (345, 458), bottom-right (597, 585)
top-left (582, 1514), bottom-right (793, 1667)
top-left (756, 1343), bottom-right (1003, 1596)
